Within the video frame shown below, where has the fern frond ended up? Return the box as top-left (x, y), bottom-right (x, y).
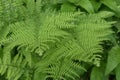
top-left (5, 11), bottom-right (79, 56)
top-left (0, 0), bottom-right (25, 43)
top-left (0, 0), bottom-right (25, 23)
top-left (46, 58), bottom-right (84, 80)
top-left (73, 13), bottom-right (114, 66)
top-left (35, 38), bottom-right (87, 80)
top-left (32, 11), bottom-right (114, 80)
top-left (0, 0), bottom-right (116, 80)
top-left (0, 1), bottom-right (81, 79)
top-left (0, 47), bottom-right (28, 80)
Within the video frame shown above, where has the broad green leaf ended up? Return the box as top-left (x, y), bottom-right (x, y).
top-left (34, 72), bottom-right (46, 80)
top-left (105, 45), bottom-right (120, 75)
top-left (116, 64), bottom-right (120, 80)
top-left (61, 3), bottom-right (76, 12)
top-left (68, 0), bottom-right (94, 13)
top-left (68, 0), bottom-right (80, 3)
top-left (77, 0), bottom-right (94, 13)
top-left (97, 11), bottom-right (115, 18)
top-left (101, 0), bottom-right (118, 10)
top-left (116, 0), bottom-right (120, 5)
top-left (90, 0), bottom-right (102, 12)
top-left (101, 0), bottom-right (120, 17)
top-left (90, 63), bottom-right (108, 80)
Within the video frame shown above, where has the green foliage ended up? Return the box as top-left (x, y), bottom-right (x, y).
top-left (116, 64), bottom-right (120, 80)
top-left (0, 0), bottom-right (120, 80)
top-left (90, 63), bottom-right (108, 80)
top-left (105, 45), bottom-right (120, 75)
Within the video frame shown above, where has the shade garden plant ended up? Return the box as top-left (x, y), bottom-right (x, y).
top-left (0, 0), bottom-right (120, 80)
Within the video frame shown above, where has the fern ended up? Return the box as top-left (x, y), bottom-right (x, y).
top-left (34, 11), bottom-right (114, 79)
top-left (0, 46), bottom-right (28, 80)
top-left (0, 0), bottom-right (119, 80)
top-left (0, 0), bottom-right (25, 43)
top-left (73, 12), bottom-right (114, 66)
top-left (0, 0), bottom-right (81, 80)
top-left (35, 38), bottom-right (86, 80)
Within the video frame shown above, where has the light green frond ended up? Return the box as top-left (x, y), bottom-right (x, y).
top-left (0, 0), bottom-right (25, 23)
top-left (5, 10), bottom-right (78, 56)
top-left (0, 0), bottom-right (26, 44)
top-left (46, 59), bottom-right (84, 80)
top-left (35, 38), bottom-right (86, 80)
top-left (34, 12), bottom-right (114, 78)
top-left (0, 49), bottom-right (28, 80)
top-left (0, 0), bottom-right (117, 80)
top-left (74, 13), bottom-right (114, 66)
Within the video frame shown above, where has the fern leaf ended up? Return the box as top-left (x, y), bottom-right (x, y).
top-left (74, 13), bottom-right (114, 66)
top-left (5, 11), bottom-right (78, 56)
top-left (0, 47), bottom-right (28, 80)
top-left (35, 38), bottom-right (86, 80)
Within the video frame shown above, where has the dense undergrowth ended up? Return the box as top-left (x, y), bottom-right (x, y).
top-left (0, 0), bottom-right (120, 80)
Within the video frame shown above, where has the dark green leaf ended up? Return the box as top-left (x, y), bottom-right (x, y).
top-left (90, 0), bottom-right (102, 12)
top-left (101, 0), bottom-right (120, 17)
top-left (77, 0), bottom-right (94, 13)
top-left (61, 3), bottom-right (76, 12)
top-left (105, 45), bottom-right (120, 75)
top-left (116, 64), bottom-right (120, 80)
top-left (90, 63), bottom-right (108, 80)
